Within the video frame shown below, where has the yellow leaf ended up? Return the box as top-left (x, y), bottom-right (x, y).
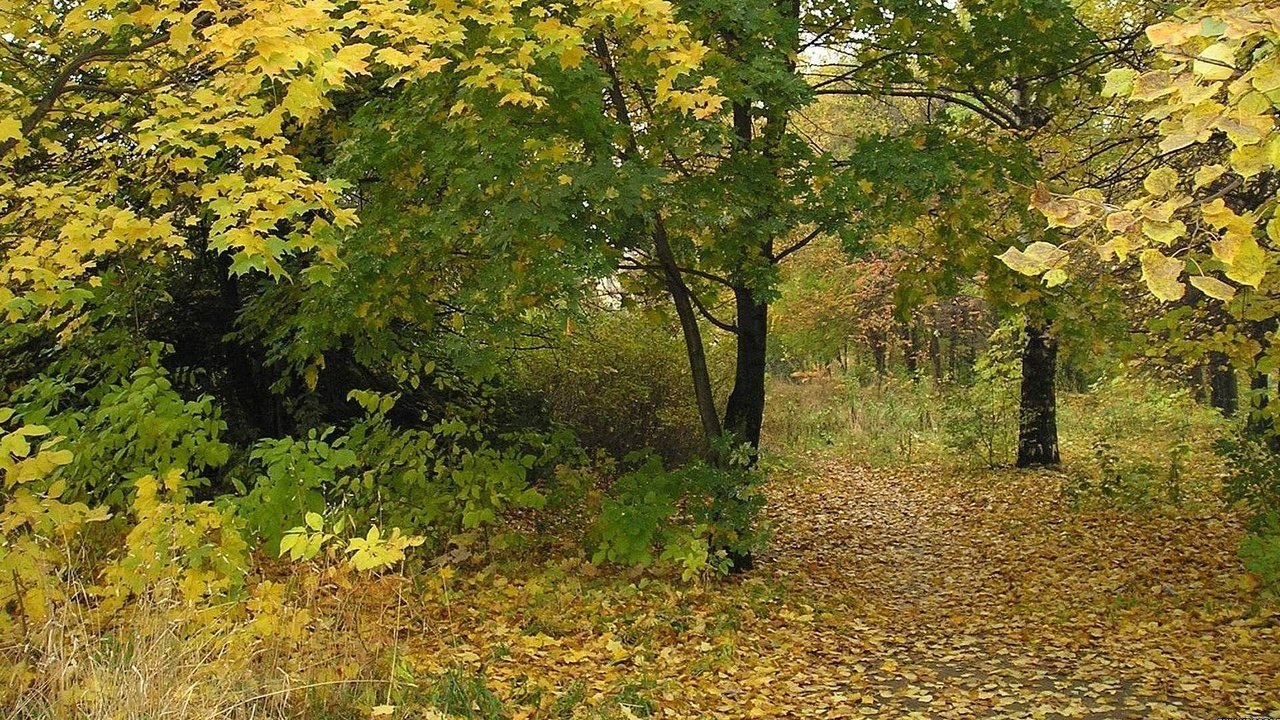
top-left (1193, 42), bottom-right (1236, 81)
top-left (1142, 218), bottom-right (1187, 244)
top-left (1189, 275), bottom-right (1236, 301)
top-left (1139, 249), bottom-right (1185, 301)
top-left (560, 46), bottom-right (586, 69)
top-left (1224, 233), bottom-right (1266, 287)
top-left (0, 116), bottom-right (21, 142)
top-left (1193, 165), bottom-right (1227, 189)
top-left (1146, 20), bottom-right (1198, 46)
top-left (1142, 167), bottom-right (1180, 196)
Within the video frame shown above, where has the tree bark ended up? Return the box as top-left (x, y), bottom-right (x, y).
top-left (900, 320), bottom-right (919, 378)
top-left (928, 313), bottom-right (943, 382)
top-left (1016, 320), bottom-right (1060, 468)
top-left (870, 330), bottom-right (887, 376)
top-left (1208, 352), bottom-right (1237, 417)
top-left (652, 215), bottom-right (723, 449)
top-left (723, 286), bottom-right (768, 450)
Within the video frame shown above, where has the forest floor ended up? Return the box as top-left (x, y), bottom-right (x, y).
top-left (346, 459), bottom-right (1279, 719)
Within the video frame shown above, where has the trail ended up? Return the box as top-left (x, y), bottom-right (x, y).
top-left (755, 460), bottom-right (1278, 718)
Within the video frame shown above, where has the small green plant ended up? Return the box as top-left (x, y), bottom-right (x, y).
top-left (425, 668), bottom-right (508, 720)
top-left (591, 446), bottom-right (767, 579)
top-left (1217, 435), bottom-right (1280, 595)
top-left (939, 353), bottom-right (1019, 468)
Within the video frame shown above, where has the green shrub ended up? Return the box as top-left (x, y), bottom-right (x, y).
top-left (6, 363), bottom-right (232, 507)
top-left (1217, 436), bottom-right (1280, 595)
top-left (1061, 375), bottom-right (1226, 508)
top-left (231, 393), bottom-right (577, 552)
top-left (514, 310), bottom-right (731, 464)
top-left (590, 445), bottom-right (767, 579)
top-left (938, 354), bottom-right (1019, 468)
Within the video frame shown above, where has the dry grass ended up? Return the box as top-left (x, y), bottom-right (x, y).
top-left (3, 575), bottom-right (406, 720)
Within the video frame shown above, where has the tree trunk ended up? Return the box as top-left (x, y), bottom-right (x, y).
top-left (723, 286), bottom-right (768, 451)
top-left (946, 304), bottom-right (959, 380)
top-left (652, 215), bottom-right (722, 450)
top-left (1016, 320), bottom-right (1060, 468)
top-left (870, 330), bottom-right (887, 376)
top-left (1247, 371), bottom-right (1271, 437)
top-left (900, 320), bottom-right (919, 378)
top-left (928, 314), bottom-right (943, 382)
top-left (1208, 352), bottom-right (1237, 417)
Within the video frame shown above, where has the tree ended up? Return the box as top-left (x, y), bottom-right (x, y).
top-left (1011, 2), bottom-right (1280, 430)
top-left (809, 0), bottom-right (1160, 466)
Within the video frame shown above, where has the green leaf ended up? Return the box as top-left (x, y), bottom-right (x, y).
top-left (1102, 69), bottom-right (1137, 97)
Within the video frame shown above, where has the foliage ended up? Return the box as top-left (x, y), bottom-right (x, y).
top-left (939, 350), bottom-right (1022, 469)
top-left (1061, 374), bottom-right (1229, 508)
top-left (1015, 4), bottom-right (1279, 306)
top-left (235, 430), bottom-right (356, 548)
top-left (1217, 435), bottom-right (1280, 594)
top-left (8, 363), bottom-right (232, 506)
top-left (514, 309), bottom-right (730, 464)
top-left (591, 448), bottom-right (767, 579)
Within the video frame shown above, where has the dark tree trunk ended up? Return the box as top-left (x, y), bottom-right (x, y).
top-left (1016, 320), bottom-right (1060, 468)
top-left (870, 331), bottom-right (887, 376)
top-left (1208, 352), bottom-right (1238, 417)
top-left (928, 318), bottom-right (943, 383)
top-left (946, 304), bottom-right (959, 380)
top-left (723, 286), bottom-right (768, 451)
top-left (1247, 371), bottom-right (1271, 437)
top-left (652, 216), bottom-right (722, 450)
top-left (900, 321), bottom-right (919, 378)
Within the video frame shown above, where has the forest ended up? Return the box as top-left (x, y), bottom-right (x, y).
top-left (2, 0), bottom-right (1279, 717)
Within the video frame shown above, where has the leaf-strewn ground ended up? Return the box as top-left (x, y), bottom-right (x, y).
top-left (356, 460), bottom-right (1279, 718)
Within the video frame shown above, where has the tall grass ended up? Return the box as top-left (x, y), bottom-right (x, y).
top-left (763, 371), bottom-right (1230, 500)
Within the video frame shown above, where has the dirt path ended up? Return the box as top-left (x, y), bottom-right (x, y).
top-left (757, 460), bottom-right (1280, 718)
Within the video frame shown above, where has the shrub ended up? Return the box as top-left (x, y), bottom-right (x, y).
top-left (1217, 436), bottom-right (1280, 595)
top-left (514, 309), bottom-right (731, 464)
top-left (590, 445), bottom-right (767, 579)
top-left (1060, 375), bottom-right (1226, 508)
top-left (938, 353), bottom-right (1020, 468)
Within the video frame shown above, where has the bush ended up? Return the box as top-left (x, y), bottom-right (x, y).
top-left (231, 392), bottom-right (579, 553)
top-left (1217, 436), bottom-right (1280, 595)
top-left (514, 309), bottom-right (731, 464)
top-left (590, 445), bottom-right (767, 579)
top-left (1060, 375), bottom-right (1226, 508)
top-left (938, 353), bottom-right (1020, 468)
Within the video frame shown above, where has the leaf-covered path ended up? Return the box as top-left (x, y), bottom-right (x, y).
top-left (759, 461), bottom-right (1278, 718)
top-left (399, 460), bottom-right (1279, 718)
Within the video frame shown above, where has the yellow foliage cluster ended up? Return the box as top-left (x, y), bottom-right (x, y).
top-left (0, 0), bottom-right (721, 334)
top-left (1010, 3), bottom-right (1280, 303)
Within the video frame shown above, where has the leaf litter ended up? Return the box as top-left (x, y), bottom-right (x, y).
top-left (335, 460), bottom-right (1279, 718)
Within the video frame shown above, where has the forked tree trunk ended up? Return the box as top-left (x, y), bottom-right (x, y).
top-left (1016, 320), bottom-right (1060, 468)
